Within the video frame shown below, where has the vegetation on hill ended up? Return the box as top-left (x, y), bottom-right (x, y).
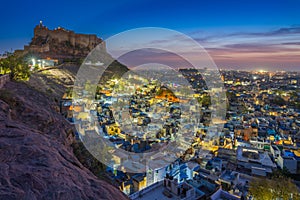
top-left (72, 141), bottom-right (106, 177)
top-left (0, 54), bottom-right (31, 81)
top-left (249, 169), bottom-right (299, 200)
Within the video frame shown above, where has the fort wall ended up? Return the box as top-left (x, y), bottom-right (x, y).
top-left (33, 24), bottom-right (102, 49)
top-left (23, 22), bottom-right (104, 60)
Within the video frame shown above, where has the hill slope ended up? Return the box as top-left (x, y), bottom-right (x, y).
top-left (0, 68), bottom-right (128, 200)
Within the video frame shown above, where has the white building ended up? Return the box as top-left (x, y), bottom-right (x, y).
top-left (277, 154), bottom-right (298, 174)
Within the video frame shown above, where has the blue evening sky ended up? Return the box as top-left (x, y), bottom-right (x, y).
top-left (1, 0), bottom-right (300, 70)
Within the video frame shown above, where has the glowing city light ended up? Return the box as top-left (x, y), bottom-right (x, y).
top-left (31, 58), bottom-right (36, 66)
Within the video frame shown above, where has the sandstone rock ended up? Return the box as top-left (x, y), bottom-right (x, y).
top-left (0, 81), bottom-right (128, 200)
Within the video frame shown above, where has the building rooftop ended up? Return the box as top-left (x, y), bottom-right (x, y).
top-left (237, 147), bottom-right (276, 168)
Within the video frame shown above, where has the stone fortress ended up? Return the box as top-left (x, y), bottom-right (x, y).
top-left (22, 21), bottom-right (105, 61)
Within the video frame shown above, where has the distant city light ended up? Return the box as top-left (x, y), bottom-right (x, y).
top-left (31, 58), bottom-right (36, 66)
top-left (258, 69), bottom-right (267, 73)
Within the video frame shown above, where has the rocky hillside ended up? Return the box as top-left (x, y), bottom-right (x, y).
top-left (0, 67), bottom-right (128, 200)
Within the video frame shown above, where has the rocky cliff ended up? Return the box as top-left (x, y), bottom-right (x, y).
top-left (0, 68), bottom-right (128, 200)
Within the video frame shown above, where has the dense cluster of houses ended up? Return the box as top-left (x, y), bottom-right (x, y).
top-left (61, 69), bottom-right (300, 199)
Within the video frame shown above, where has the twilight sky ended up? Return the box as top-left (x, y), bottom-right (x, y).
top-left (0, 0), bottom-right (300, 71)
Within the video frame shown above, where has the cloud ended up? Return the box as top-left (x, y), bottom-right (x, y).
top-left (190, 26), bottom-right (300, 40)
top-left (120, 26), bottom-right (300, 70)
top-left (194, 26), bottom-right (300, 69)
top-left (254, 26), bottom-right (300, 36)
top-left (281, 42), bottom-right (300, 45)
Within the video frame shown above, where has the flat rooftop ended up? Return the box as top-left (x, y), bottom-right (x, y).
top-left (131, 183), bottom-right (178, 200)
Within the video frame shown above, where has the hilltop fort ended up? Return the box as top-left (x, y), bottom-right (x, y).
top-left (19, 21), bottom-right (105, 61)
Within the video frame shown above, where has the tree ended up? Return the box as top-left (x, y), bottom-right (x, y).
top-left (249, 176), bottom-right (299, 200)
top-left (72, 141), bottom-right (106, 176)
top-left (249, 178), bottom-right (273, 200)
top-left (0, 58), bottom-right (11, 74)
top-left (271, 96), bottom-right (286, 106)
top-left (2, 55), bottom-right (31, 81)
top-left (199, 94), bottom-right (211, 108)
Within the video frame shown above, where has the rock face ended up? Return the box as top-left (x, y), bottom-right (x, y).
top-left (0, 80), bottom-right (128, 200)
top-left (21, 21), bottom-right (105, 61)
